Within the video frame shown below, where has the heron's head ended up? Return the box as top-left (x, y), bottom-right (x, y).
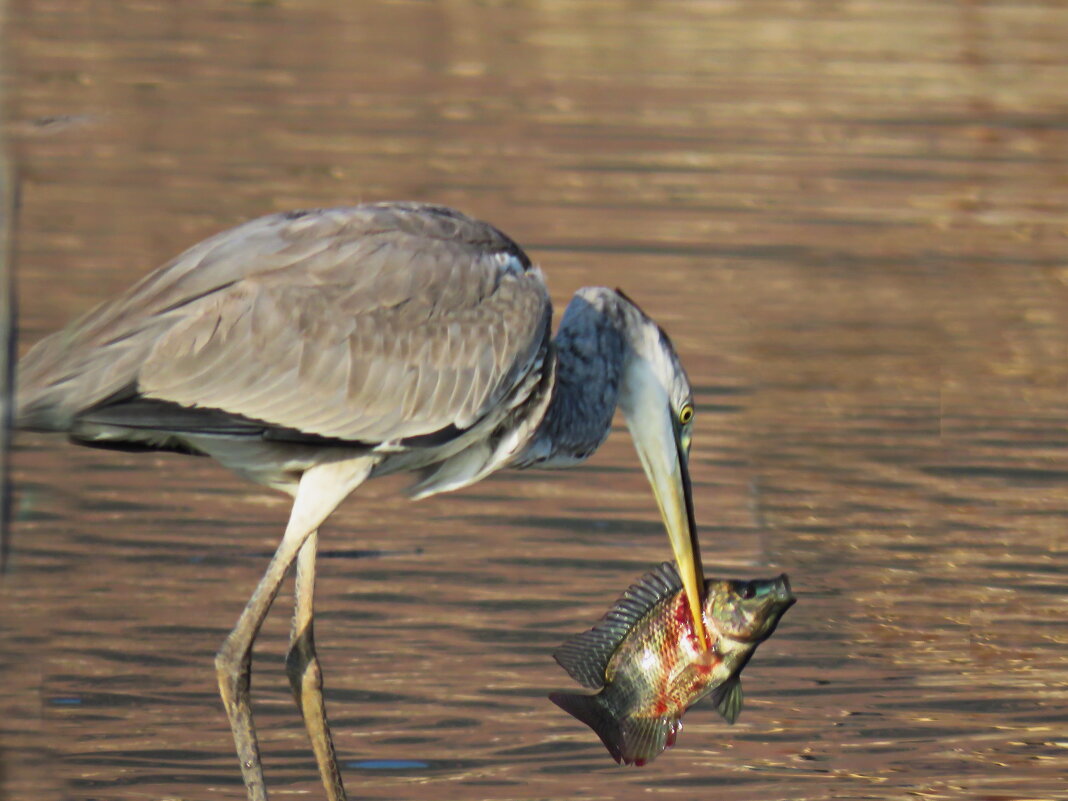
top-left (610, 289), bottom-right (705, 644)
top-left (613, 292), bottom-right (695, 454)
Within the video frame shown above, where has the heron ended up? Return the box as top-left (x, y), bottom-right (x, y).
top-left (15, 202), bottom-right (705, 801)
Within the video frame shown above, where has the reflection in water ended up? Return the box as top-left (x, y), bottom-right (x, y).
top-left (5, 1), bottom-right (1068, 800)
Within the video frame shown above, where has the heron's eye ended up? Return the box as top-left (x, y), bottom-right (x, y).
top-left (678, 404), bottom-right (694, 425)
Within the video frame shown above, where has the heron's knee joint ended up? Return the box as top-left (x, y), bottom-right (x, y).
top-left (215, 641), bottom-right (251, 682)
top-left (285, 644), bottom-right (323, 691)
top-left (286, 621), bottom-right (315, 664)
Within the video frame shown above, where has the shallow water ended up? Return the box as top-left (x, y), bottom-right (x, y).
top-left (3, 1), bottom-right (1067, 800)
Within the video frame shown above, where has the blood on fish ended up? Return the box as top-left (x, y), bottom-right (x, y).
top-left (672, 592), bottom-right (693, 634)
top-left (550, 562), bottom-right (795, 767)
top-left (673, 591), bottom-right (710, 651)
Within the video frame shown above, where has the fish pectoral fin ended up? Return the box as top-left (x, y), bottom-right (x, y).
top-left (709, 675), bottom-right (744, 725)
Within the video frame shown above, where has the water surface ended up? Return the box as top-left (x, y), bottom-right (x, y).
top-left (3, 1), bottom-right (1067, 800)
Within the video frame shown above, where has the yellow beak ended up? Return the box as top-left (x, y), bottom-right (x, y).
top-left (626, 405), bottom-right (708, 648)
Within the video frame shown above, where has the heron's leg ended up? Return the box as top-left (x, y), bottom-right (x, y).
top-left (285, 529), bottom-right (347, 801)
top-left (215, 458), bottom-right (373, 801)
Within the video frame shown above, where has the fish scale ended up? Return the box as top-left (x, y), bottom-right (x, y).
top-left (550, 562), bottom-right (794, 766)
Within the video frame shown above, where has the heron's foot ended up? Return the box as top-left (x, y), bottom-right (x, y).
top-left (216, 643), bottom-right (269, 801)
top-left (286, 624), bottom-right (348, 801)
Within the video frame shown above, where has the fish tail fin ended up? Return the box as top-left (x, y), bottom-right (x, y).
top-left (550, 691), bottom-right (676, 767)
top-left (550, 691), bottom-right (627, 765)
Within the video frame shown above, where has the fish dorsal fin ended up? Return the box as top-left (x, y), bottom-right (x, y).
top-left (709, 675), bottom-right (744, 724)
top-left (554, 562), bottom-right (683, 690)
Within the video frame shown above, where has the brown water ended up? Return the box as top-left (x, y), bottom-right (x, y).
top-left (3, 1), bottom-right (1067, 799)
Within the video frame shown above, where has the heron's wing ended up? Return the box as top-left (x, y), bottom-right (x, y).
top-left (138, 262), bottom-right (549, 442)
top-left (20, 204), bottom-right (551, 443)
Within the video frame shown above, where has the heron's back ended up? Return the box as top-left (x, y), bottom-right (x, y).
top-left (16, 203), bottom-right (552, 460)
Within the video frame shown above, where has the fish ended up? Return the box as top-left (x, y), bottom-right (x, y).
top-left (549, 561), bottom-right (795, 766)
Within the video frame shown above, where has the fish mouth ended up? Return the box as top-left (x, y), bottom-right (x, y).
top-left (719, 573), bottom-right (796, 643)
top-left (778, 573), bottom-right (796, 606)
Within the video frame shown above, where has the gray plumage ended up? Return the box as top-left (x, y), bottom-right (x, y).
top-left (18, 203), bottom-right (691, 496)
top-left (15, 201), bottom-right (701, 801)
top-left (20, 205), bottom-right (546, 443)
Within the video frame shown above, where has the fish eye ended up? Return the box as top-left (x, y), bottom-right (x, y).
top-left (740, 583), bottom-right (756, 600)
top-left (678, 404), bottom-right (694, 425)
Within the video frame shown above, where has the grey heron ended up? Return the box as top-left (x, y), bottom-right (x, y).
top-left (16, 202), bottom-right (704, 801)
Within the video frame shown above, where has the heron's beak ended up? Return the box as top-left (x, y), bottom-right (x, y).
top-left (622, 387), bottom-right (708, 648)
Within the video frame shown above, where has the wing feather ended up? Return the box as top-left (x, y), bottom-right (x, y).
top-left (19, 204), bottom-right (550, 446)
top-left (128, 205), bottom-right (550, 443)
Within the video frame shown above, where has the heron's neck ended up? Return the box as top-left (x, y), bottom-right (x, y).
top-left (513, 288), bottom-right (634, 468)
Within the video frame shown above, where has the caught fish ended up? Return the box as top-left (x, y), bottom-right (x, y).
top-left (550, 562), bottom-right (794, 766)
